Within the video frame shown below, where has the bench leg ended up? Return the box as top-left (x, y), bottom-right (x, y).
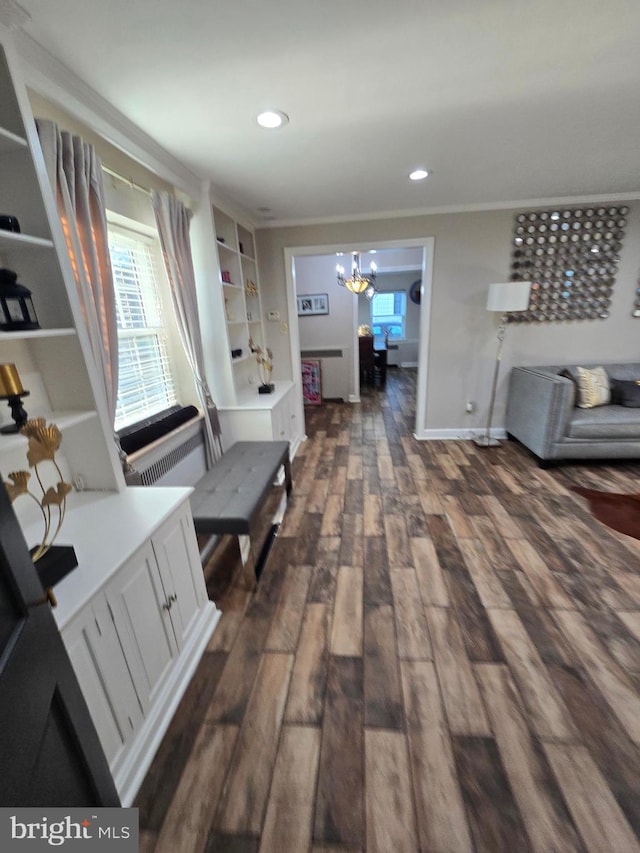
top-left (238, 532), bottom-right (259, 591)
top-left (283, 455), bottom-right (293, 497)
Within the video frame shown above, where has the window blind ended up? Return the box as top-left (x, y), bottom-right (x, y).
top-left (108, 226), bottom-right (177, 429)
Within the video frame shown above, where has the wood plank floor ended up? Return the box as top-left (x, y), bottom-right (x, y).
top-left (136, 367), bottom-right (640, 852)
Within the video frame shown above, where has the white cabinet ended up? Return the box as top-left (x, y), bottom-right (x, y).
top-left (63, 594), bottom-right (144, 773)
top-left (218, 380), bottom-right (302, 453)
top-left (53, 489), bottom-right (220, 806)
top-left (105, 540), bottom-right (176, 714)
top-left (151, 500), bottom-right (206, 649)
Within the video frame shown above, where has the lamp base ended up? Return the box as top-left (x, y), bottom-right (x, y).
top-left (0, 390), bottom-right (29, 434)
top-left (31, 544), bottom-right (78, 589)
top-left (473, 434), bottom-right (501, 448)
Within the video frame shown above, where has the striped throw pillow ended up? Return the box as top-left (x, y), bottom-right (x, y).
top-left (575, 366), bottom-right (611, 408)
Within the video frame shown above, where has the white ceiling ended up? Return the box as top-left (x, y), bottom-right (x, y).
top-left (15, 0), bottom-right (640, 225)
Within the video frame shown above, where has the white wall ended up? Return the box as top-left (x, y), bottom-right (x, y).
top-left (256, 203), bottom-right (640, 436)
top-left (294, 254), bottom-right (355, 400)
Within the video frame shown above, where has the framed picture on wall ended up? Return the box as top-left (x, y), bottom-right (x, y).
top-left (297, 293), bottom-right (329, 316)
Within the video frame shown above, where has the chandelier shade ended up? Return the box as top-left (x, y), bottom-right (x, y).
top-left (336, 253), bottom-right (377, 296)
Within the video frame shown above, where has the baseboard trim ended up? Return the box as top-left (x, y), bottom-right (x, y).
top-left (413, 428), bottom-right (507, 441)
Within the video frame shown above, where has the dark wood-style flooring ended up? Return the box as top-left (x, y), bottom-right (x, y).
top-left (136, 367), bottom-right (640, 852)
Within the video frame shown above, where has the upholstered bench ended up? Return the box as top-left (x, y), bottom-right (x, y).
top-left (190, 441), bottom-right (292, 588)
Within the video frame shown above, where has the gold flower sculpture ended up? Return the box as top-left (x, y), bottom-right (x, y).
top-left (3, 418), bottom-right (72, 562)
top-left (249, 336), bottom-right (273, 388)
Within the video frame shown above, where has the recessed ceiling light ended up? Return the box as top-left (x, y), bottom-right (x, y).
top-left (409, 169), bottom-right (430, 181)
top-left (257, 110), bottom-right (289, 129)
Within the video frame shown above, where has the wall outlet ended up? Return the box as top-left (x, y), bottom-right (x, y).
top-left (465, 400), bottom-right (475, 413)
top-left (267, 310), bottom-right (280, 321)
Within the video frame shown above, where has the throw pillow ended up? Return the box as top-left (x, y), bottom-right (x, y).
top-left (574, 366), bottom-right (611, 408)
top-left (610, 378), bottom-right (640, 407)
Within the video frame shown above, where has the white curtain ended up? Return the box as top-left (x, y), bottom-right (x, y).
top-left (36, 119), bottom-right (118, 419)
top-left (151, 190), bottom-right (222, 467)
top-left (35, 119), bottom-right (139, 479)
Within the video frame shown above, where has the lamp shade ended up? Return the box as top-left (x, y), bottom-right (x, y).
top-left (486, 281), bottom-right (531, 313)
top-left (0, 363), bottom-right (24, 397)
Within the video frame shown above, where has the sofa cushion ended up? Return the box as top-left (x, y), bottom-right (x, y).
top-left (567, 405), bottom-right (640, 439)
top-left (574, 366), bottom-right (610, 408)
top-left (610, 378), bottom-right (640, 407)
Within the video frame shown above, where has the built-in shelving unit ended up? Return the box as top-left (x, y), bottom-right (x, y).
top-left (198, 200), bottom-right (304, 453)
top-left (0, 40), bottom-right (122, 494)
top-left (212, 203), bottom-right (267, 399)
top-left (0, 29), bottom-right (218, 803)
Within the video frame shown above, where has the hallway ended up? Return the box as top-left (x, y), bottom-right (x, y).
top-left (136, 367), bottom-right (640, 852)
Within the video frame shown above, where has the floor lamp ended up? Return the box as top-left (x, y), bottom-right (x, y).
top-left (473, 280), bottom-right (531, 448)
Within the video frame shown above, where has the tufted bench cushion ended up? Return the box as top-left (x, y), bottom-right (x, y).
top-left (190, 440), bottom-right (292, 537)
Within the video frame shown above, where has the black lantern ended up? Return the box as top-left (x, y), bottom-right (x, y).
top-left (0, 268), bottom-right (40, 331)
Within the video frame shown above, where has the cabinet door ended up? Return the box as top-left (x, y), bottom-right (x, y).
top-left (62, 594), bottom-right (143, 769)
top-left (273, 386), bottom-right (297, 444)
top-left (151, 501), bottom-right (206, 650)
top-left (284, 387), bottom-right (299, 444)
top-left (104, 541), bottom-right (177, 714)
top-left (271, 395), bottom-right (287, 442)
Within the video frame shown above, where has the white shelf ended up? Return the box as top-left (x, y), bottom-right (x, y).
top-left (0, 410), bottom-right (97, 452)
top-left (226, 320), bottom-right (246, 326)
top-left (0, 125), bottom-right (27, 152)
top-left (0, 230), bottom-right (54, 250)
top-left (222, 282), bottom-right (243, 290)
top-left (0, 328), bottom-right (76, 340)
top-left (231, 353), bottom-right (252, 365)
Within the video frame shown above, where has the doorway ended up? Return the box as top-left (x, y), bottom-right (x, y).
top-left (284, 237), bottom-right (434, 439)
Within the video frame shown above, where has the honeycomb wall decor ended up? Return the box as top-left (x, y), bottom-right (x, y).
top-left (508, 205), bottom-right (628, 323)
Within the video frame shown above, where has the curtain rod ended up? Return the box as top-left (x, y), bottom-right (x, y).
top-left (102, 165), bottom-right (151, 196)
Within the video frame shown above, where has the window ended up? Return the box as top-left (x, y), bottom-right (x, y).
top-left (108, 223), bottom-right (177, 429)
top-left (370, 291), bottom-right (407, 340)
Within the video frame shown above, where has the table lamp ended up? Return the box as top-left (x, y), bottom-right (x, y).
top-left (0, 363), bottom-right (30, 433)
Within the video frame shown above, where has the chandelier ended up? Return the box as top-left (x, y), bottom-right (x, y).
top-left (336, 253), bottom-right (377, 297)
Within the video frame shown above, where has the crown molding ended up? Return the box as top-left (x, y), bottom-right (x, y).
top-left (12, 29), bottom-right (202, 198)
top-left (259, 191), bottom-right (640, 230)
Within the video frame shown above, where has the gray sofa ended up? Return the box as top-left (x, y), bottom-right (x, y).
top-left (505, 363), bottom-right (640, 464)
